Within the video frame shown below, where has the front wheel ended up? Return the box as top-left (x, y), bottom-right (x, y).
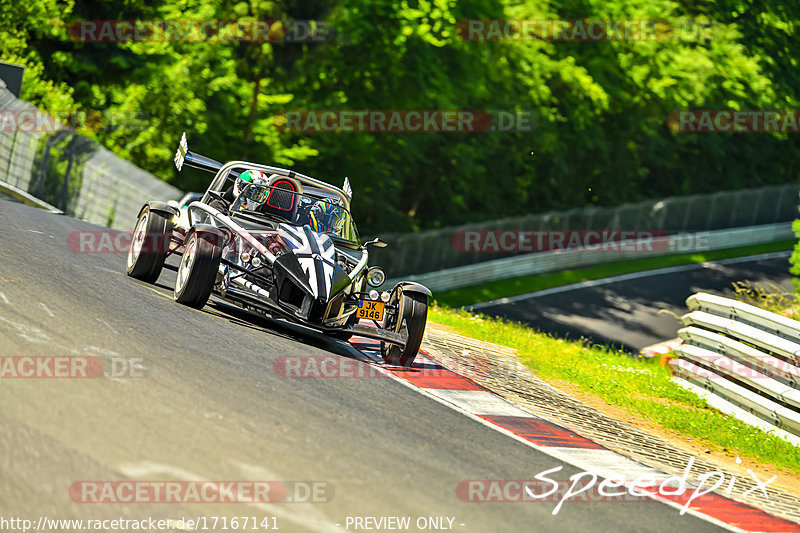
top-left (126, 206), bottom-right (171, 283)
top-left (174, 231), bottom-right (222, 309)
top-left (381, 291), bottom-right (428, 367)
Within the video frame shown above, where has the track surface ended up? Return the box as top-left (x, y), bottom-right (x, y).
top-left (475, 254), bottom-right (794, 352)
top-left (0, 200), bottom-right (725, 532)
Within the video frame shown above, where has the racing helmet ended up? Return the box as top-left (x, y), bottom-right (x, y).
top-left (234, 170), bottom-right (269, 201)
top-left (308, 198), bottom-right (344, 233)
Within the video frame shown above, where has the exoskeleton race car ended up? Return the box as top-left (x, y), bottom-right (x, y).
top-left (125, 133), bottom-right (430, 366)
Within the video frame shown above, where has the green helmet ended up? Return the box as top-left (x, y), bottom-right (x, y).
top-left (234, 169), bottom-right (269, 198)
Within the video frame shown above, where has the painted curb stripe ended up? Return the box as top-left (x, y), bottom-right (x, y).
top-left (544, 447), bottom-right (670, 482)
top-left (348, 334), bottom-right (800, 531)
top-left (350, 339), bottom-right (488, 391)
top-left (426, 389), bottom-right (539, 417)
top-left (390, 364), bottom-right (489, 391)
top-left (478, 415), bottom-right (607, 450)
top-left (640, 488), bottom-right (800, 533)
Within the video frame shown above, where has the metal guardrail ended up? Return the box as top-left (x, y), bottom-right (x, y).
top-left (0, 80), bottom-right (181, 229)
top-left (371, 184), bottom-right (800, 278)
top-left (672, 292), bottom-right (800, 439)
top-left (0, 180), bottom-right (63, 213)
top-left (386, 222), bottom-right (794, 293)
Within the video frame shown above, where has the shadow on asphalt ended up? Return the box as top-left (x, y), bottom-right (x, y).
top-left (482, 256), bottom-right (793, 353)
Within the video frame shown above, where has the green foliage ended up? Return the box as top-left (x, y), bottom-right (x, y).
top-left (4, 0), bottom-right (800, 235)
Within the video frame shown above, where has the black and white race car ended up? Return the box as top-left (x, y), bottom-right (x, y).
top-left (125, 133), bottom-right (430, 366)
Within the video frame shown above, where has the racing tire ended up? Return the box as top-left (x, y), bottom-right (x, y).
top-left (174, 231), bottom-right (222, 309)
top-left (381, 291), bottom-right (428, 367)
top-left (126, 206), bottom-right (171, 283)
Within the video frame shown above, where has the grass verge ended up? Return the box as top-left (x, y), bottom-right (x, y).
top-left (434, 240), bottom-right (795, 308)
top-left (429, 305), bottom-right (800, 474)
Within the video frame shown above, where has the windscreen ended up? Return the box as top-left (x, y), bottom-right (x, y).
top-left (230, 183), bottom-right (360, 245)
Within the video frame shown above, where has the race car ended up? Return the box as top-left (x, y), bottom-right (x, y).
top-left (125, 133), bottom-right (430, 366)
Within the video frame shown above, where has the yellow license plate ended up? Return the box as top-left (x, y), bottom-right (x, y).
top-left (356, 300), bottom-right (385, 321)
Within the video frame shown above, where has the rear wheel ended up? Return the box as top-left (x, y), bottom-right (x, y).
top-left (381, 291), bottom-right (428, 367)
top-left (126, 206), bottom-right (171, 283)
top-left (174, 231), bottom-right (222, 309)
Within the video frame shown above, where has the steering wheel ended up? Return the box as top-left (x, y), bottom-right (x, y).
top-left (207, 190), bottom-right (226, 202)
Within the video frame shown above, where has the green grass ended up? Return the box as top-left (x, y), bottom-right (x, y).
top-left (430, 306), bottom-right (800, 474)
top-left (435, 240), bottom-right (795, 308)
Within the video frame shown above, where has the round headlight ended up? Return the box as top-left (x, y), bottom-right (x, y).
top-left (369, 289), bottom-right (380, 301)
top-left (367, 267), bottom-right (386, 287)
top-left (380, 291), bottom-right (391, 302)
top-left (240, 251), bottom-right (251, 263)
top-left (251, 256), bottom-right (262, 268)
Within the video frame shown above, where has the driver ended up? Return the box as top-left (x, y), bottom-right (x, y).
top-left (208, 169), bottom-right (269, 212)
top-left (307, 198), bottom-right (344, 234)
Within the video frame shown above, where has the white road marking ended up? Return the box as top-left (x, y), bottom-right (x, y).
top-left (117, 461), bottom-right (343, 533)
top-left (0, 292), bottom-right (8, 304)
top-left (345, 343), bottom-right (750, 532)
top-left (0, 316), bottom-right (51, 345)
top-left (428, 389), bottom-right (538, 417)
top-left (470, 251), bottom-right (792, 310)
top-left (39, 303), bottom-right (55, 317)
top-left (78, 345), bottom-right (122, 357)
top-left (545, 447), bottom-right (671, 483)
top-left (96, 318), bottom-right (118, 334)
top-left (28, 229), bottom-right (44, 234)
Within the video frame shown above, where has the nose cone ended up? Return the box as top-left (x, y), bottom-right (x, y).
top-left (278, 223), bottom-right (337, 300)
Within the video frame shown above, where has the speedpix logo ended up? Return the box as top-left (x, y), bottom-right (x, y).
top-left (457, 457), bottom-right (775, 516)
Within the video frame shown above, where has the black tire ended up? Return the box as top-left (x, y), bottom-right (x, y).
top-left (174, 231), bottom-right (222, 309)
top-left (381, 291), bottom-right (428, 367)
top-left (126, 206), bottom-right (171, 283)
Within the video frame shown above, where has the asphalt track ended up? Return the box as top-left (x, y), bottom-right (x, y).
top-left (474, 253), bottom-right (794, 352)
top-left (0, 199), bottom-right (727, 532)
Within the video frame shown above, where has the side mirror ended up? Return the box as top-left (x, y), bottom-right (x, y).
top-left (363, 238), bottom-right (388, 248)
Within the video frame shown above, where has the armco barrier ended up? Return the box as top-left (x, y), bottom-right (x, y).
top-left (0, 79), bottom-right (181, 229)
top-left (671, 292), bottom-right (800, 439)
top-left (386, 222), bottom-right (793, 293)
top-left (371, 184), bottom-right (800, 278)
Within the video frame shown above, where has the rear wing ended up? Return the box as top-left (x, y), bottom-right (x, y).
top-left (174, 132), bottom-right (230, 175)
top-left (173, 132), bottom-right (352, 207)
